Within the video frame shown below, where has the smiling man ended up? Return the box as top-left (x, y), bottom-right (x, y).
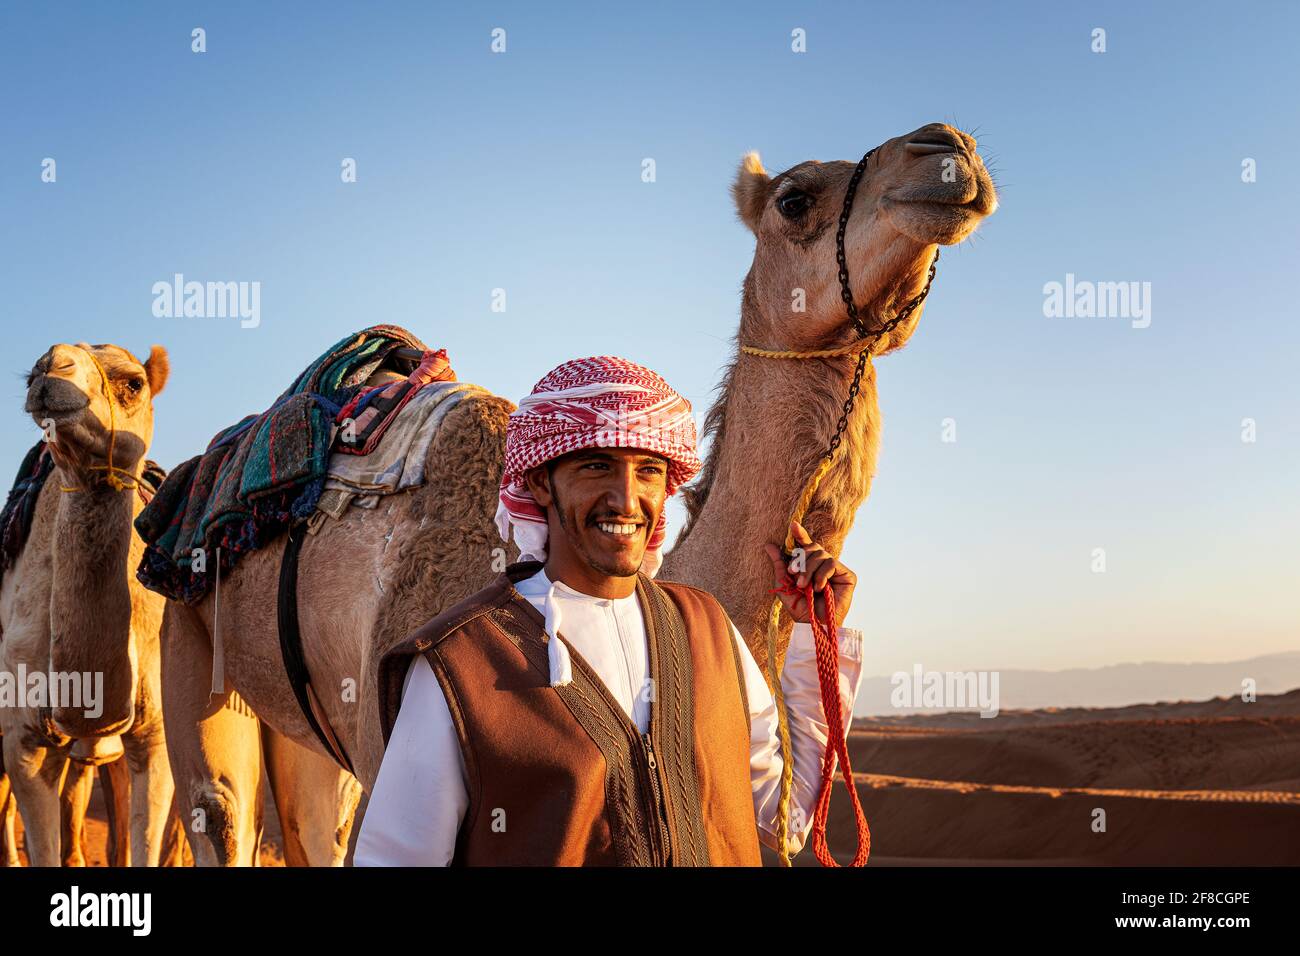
top-left (355, 356), bottom-right (866, 866)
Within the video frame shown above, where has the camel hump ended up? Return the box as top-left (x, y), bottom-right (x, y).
top-left (374, 570), bottom-right (520, 744)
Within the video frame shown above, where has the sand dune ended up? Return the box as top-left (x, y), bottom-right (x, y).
top-left (848, 716), bottom-right (1300, 790)
top-left (11, 690), bottom-right (1299, 866)
top-left (816, 773), bottom-right (1300, 866)
top-left (819, 688), bottom-right (1300, 865)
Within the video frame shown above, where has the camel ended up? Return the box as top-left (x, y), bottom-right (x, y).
top-left (159, 121), bottom-right (995, 865)
top-left (663, 122), bottom-right (997, 666)
top-left (0, 342), bottom-right (185, 866)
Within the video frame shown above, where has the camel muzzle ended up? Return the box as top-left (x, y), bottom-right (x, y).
top-left (25, 375), bottom-right (90, 417)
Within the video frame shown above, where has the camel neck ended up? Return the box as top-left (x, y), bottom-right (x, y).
top-left (686, 351), bottom-right (876, 538)
top-left (660, 348), bottom-right (880, 643)
top-left (48, 476), bottom-right (140, 703)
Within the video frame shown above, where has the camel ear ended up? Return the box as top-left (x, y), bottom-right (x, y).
top-left (144, 345), bottom-right (169, 397)
top-left (731, 152), bottom-right (770, 233)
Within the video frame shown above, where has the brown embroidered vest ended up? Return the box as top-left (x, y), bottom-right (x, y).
top-left (377, 560), bottom-right (762, 866)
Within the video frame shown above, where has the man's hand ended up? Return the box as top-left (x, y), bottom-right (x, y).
top-left (762, 519), bottom-right (856, 628)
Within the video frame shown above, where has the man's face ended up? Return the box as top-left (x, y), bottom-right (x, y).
top-left (525, 448), bottom-right (669, 579)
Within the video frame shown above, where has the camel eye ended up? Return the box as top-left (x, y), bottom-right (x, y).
top-left (777, 189), bottom-right (813, 219)
top-left (125, 377), bottom-right (144, 394)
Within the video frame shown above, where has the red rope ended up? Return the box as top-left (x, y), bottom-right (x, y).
top-left (770, 577), bottom-right (871, 866)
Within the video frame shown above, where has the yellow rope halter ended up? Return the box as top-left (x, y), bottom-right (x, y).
top-left (739, 336), bottom-right (876, 361)
top-left (57, 347), bottom-right (140, 494)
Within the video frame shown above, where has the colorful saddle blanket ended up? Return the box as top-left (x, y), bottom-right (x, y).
top-left (134, 324), bottom-right (441, 604)
top-left (334, 348), bottom-right (456, 456)
top-left (0, 442), bottom-right (55, 585)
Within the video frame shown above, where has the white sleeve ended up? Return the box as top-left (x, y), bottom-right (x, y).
top-left (734, 618), bottom-right (865, 857)
top-left (353, 654), bottom-right (468, 866)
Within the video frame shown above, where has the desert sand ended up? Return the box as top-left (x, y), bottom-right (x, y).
top-left (817, 687), bottom-right (1300, 866)
top-left (11, 688), bottom-right (1300, 866)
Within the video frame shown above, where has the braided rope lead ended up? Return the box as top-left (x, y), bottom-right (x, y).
top-left (764, 598), bottom-right (795, 862)
top-left (57, 347), bottom-right (140, 494)
top-left (769, 582), bottom-right (870, 867)
top-left (763, 456), bottom-right (834, 864)
top-left (746, 145), bottom-right (940, 866)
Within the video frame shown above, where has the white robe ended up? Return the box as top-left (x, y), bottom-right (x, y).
top-left (355, 565), bottom-right (864, 865)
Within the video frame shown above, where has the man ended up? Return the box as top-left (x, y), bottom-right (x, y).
top-left (355, 356), bottom-right (865, 865)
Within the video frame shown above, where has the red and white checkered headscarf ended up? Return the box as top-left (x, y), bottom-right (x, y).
top-left (495, 356), bottom-right (701, 581)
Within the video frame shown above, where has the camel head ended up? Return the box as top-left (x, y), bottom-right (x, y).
top-left (24, 342), bottom-right (169, 484)
top-left (732, 122), bottom-right (997, 356)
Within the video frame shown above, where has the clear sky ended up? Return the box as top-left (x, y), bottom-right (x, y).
top-left (3, 1), bottom-right (1297, 682)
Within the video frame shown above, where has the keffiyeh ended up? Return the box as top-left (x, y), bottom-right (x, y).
top-left (494, 356), bottom-right (701, 685)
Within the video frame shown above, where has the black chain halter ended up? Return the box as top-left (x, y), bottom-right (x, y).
top-left (824, 147), bottom-right (940, 463)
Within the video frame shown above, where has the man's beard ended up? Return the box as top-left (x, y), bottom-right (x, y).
top-left (551, 479), bottom-right (642, 578)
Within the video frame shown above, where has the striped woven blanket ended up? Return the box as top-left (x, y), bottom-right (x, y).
top-left (134, 325), bottom-right (428, 604)
top-left (0, 442), bottom-right (55, 586)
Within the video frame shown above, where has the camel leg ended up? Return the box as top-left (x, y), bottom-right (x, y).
top-left (262, 727), bottom-right (362, 867)
top-left (0, 738), bottom-right (17, 867)
top-left (158, 793), bottom-right (192, 866)
top-left (0, 770), bottom-right (17, 867)
top-left (59, 759), bottom-right (95, 867)
top-left (62, 735), bottom-right (125, 866)
top-left (2, 725), bottom-right (70, 867)
top-left (166, 687), bottom-right (263, 867)
top-left (119, 722), bottom-right (176, 867)
top-left (98, 756), bottom-right (132, 866)
top-left (162, 601), bottom-right (264, 866)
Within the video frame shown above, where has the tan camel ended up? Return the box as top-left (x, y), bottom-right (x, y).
top-left (160, 121), bottom-right (995, 865)
top-left (160, 378), bottom-right (510, 864)
top-left (663, 122), bottom-right (997, 665)
top-left (0, 342), bottom-right (181, 866)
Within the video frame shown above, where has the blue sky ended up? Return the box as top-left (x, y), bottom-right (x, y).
top-left (3, 1), bottom-right (1297, 682)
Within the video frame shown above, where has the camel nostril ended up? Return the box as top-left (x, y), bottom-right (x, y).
top-left (906, 128), bottom-right (967, 155)
top-left (905, 141), bottom-right (957, 156)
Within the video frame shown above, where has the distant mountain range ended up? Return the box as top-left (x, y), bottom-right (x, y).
top-left (854, 651), bottom-right (1300, 717)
